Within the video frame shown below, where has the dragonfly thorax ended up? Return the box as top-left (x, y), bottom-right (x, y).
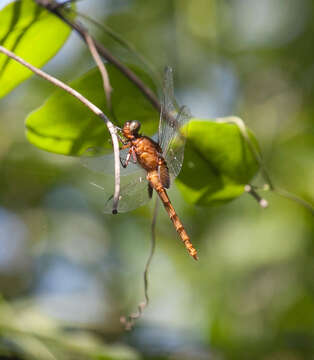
top-left (123, 120), bottom-right (141, 139)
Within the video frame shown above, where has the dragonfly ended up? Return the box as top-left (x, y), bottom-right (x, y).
top-left (82, 67), bottom-right (198, 260)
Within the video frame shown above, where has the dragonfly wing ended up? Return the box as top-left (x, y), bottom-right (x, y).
top-left (81, 147), bottom-right (150, 212)
top-left (81, 147), bottom-right (142, 177)
top-left (84, 166), bottom-right (150, 213)
top-left (158, 66), bottom-right (180, 153)
top-left (102, 172), bottom-right (150, 213)
top-left (164, 105), bottom-right (191, 180)
top-left (158, 67), bottom-right (191, 180)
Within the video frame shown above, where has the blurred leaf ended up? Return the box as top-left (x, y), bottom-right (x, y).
top-left (9, 335), bottom-right (58, 360)
top-left (278, 294), bottom-right (314, 332)
top-left (0, 143), bottom-right (66, 209)
top-left (176, 117), bottom-right (260, 205)
top-left (25, 65), bottom-right (159, 155)
top-left (52, 332), bottom-right (140, 360)
top-left (0, 0), bottom-right (71, 98)
top-left (0, 300), bottom-right (140, 360)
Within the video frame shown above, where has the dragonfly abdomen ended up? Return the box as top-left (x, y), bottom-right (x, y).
top-left (147, 171), bottom-right (198, 260)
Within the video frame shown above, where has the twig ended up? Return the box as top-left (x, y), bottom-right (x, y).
top-left (216, 117), bottom-right (314, 214)
top-left (35, 0), bottom-right (161, 113)
top-left (249, 184), bottom-right (313, 214)
top-left (216, 116), bottom-right (274, 189)
top-left (70, 9), bottom-right (161, 89)
top-left (273, 187), bottom-right (314, 215)
top-left (0, 45), bottom-right (121, 214)
top-left (244, 184), bottom-right (268, 208)
top-left (120, 198), bottom-right (159, 330)
top-left (84, 31), bottom-right (112, 111)
top-left (82, 31), bottom-right (120, 212)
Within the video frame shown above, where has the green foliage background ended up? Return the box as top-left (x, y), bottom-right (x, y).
top-left (0, 0), bottom-right (313, 359)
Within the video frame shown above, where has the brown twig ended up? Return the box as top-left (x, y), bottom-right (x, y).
top-left (82, 31), bottom-right (120, 213)
top-left (120, 197), bottom-right (159, 330)
top-left (84, 31), bottom-right (112, 110)
top-left (35, 0), bottom-right (161, 113)
top-left (0, 45), bottom-right (121, 214)
top-left (71, 9), bottom-right (161, 89)
top-left (244, 184), bottom-right (268, 208)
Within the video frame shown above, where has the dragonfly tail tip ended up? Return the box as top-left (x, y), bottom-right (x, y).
top-left (112, 209), bottom-right (118, 215)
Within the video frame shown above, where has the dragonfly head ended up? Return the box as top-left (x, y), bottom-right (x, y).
top-left (123, 120), bottom-right (141, 139)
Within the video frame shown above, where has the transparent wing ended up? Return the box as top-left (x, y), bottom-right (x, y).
top-left (81, 147), bottom-right (141, 177)
top-left (158, 67), bottom-right (191, 180)
top-left (88, 172), bottom-right (150, 213)
top-left (158, 66), bottom-right (179, 153)
top-left (81, 148), bottom-right (150, 213)
top-left (164, 105), bottom-right (191, 179)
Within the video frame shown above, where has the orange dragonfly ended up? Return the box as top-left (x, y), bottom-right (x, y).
top-left (82, 67), bottom-right (198, 260)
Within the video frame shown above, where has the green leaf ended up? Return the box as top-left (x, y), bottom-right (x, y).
top-left (25, 65), bottom-right (159, 155)
top-left (176, 117), bottom-right (260, 206)
top-left (0, 0), bottom-right (71, 98)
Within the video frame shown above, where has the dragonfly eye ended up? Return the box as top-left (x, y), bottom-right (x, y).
top-left (129, 120), bottom-right (141, 134)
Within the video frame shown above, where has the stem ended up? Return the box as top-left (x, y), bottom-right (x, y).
top-left (244, 184), bottom-right (268, 208)
top-left (82, 31), bottom-right (121, 213)
top-left (274, 187), bottom-right (314, 215)
top-left (216, 116), bottom-right (274, 190)
top-left (0, 45), bottom-right (121, 214)
top-left (72, 9), bottom-right (161, 89)
top-left (84, 31), bottom-right (112, 111)
top-left (120, 197), bottom-right (159, 330)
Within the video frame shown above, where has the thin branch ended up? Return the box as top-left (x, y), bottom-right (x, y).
top-left (35, 0), bottom-right (161, 113)
top-left (82, 32), bottom-right (120, 213)
top-left (216, 117), bottom-right (314, 214)
top-left (250, 184), bottom-right (313, 214)
top-left (71, 9), bottom-right (161, 89)
top-left (244, 184), bottom-right (268, 208)
top-left (273, 187), bottom-right (314, 215)
top-left (120, 198), bottom-right (159, 330)
top-left (216, 116), bottom-right (274, 189)
top-left (0, 45), bottom-right (121, 214)
top-left (84, 31), bottom-right (112, 111)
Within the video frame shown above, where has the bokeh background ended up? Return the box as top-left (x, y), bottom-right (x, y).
top-left (0, 0), bottom-right (313, 359)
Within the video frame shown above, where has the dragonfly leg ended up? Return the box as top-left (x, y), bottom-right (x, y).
top-left (131, 149), bottom-right (137, 164)
top-left (120, 149), bottom-right (131, 168)
top-left (117, 134), bottom-right (125, 144)
top-left (120, 146), bottom-right (137, 168)
top-left (121, 143), bottom-right (131, 149)
top-left (115, 126), bottom-right (130, 145)
top-left (148, 183), bottom-right (153, 198)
